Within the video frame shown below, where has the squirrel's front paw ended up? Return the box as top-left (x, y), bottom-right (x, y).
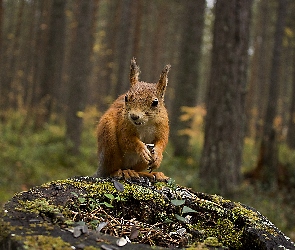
top-left (147, 149), bottom-right (162, 171)
top-left (139, 145), bottom-right (154, 165)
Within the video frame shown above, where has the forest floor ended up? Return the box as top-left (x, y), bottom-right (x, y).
top-left (0, 109), bottom-right (295, 242)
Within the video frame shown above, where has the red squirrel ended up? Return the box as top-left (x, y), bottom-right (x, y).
top-left (94, 58), bottom-right (170, 180)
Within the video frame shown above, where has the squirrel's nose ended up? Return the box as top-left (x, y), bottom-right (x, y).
top-left (130, 114), bottom-right (140, 121)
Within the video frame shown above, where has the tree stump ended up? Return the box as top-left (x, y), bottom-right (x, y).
top-left (1, 177), bottom-right (294, 249)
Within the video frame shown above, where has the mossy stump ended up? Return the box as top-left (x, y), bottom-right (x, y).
top-left (1, 176), bottom-right (294, 250)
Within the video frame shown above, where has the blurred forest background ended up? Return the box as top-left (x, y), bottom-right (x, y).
top-left (1, 0), bottom-right (295, 240)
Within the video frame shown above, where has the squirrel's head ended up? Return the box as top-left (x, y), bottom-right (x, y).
top-left (124, 58), bottom-right (170, 126)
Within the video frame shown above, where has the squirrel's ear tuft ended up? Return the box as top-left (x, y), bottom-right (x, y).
top-left (130, 58), bottom-right (140, 86)
top-left (157, 64), bottom-right (171, 99)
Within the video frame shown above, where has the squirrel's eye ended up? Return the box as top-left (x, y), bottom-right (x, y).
top-left (125, 95), bottom-right (128, 102)
top-left (151, 98), bottom-right (158, 107)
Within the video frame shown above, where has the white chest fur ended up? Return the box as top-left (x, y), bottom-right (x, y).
top-left (137, 125), bottom-right (156, 144)
top-left (122, 124), bottom-right (156, 168)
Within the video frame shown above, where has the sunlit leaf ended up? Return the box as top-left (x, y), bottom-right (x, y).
top-left (182, 206), bottom-right (197, 214)
top-left (171, 199), bottom-right (185, 206)
top-left (163, 218), bottom-right (173, 223)
top-left (104, 193), bottom-right (115, 200)
top-left (175, 214), bottom-right (186, 222)
top-left (71, 192), bottom-right (78, 197)
top-left (103, 201), bottom-right (113, 208)
top-left (78, 197), bottom-right (86, 203)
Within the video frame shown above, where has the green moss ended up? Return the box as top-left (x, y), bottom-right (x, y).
top-left (0, 210), bottom-right (11, 241)
top-left (203, 236), bottom-right (222, 247)
top-left (39, 179), bottom-right (270, 248)
top-left (4, 177), bottom-right (292, 249)
top-left (43, 178), bottom-right (167, 206)
top-left (17, 235), bottom-right (72, 250)
top-left (84, 246), bottom-right (100, 250)
top-left (17, 198), bottom-right (60, 214)
top-left (188, 217), bottom-right (243, 249)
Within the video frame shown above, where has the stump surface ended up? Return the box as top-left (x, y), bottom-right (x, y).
top-left (1, 176), bottom-right (294, 249)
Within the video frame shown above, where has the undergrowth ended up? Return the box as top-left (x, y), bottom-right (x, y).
top-left (0, 108), bottom-right (97, 202)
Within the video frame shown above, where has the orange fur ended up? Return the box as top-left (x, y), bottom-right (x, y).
top-left (94, 59), bottom-right (170, 180)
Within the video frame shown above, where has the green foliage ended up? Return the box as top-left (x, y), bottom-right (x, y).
top-left (0, 109), bottom-right (97, 204)
top-left (279, 143), bottom-right (295, 166)
top-left (182, 206), bottom-right (197, 214)
top-left (242, 137), bottom-right (259, 173)
top-left (170, 198), bottom-right (198, 223)
top-left (160, 143), bottom-right (200, 190)
top-left (171, 199), bottom-right (185, 206)
top-left (161, 106), bottom-right (205, 190)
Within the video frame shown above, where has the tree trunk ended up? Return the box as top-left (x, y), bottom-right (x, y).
top-left (82, 0), bottom-right (99, 108)
top-left (245, 0), bottom-right (272, 139)
top-left (170, 0), bottom-right (206, 157)
top-left (1, 0), bottom-right (25, 109)
top-left (65, 0), bottom-right (95, 154)
top-left (0, 0), bottom-right (4, 105)
top-left (200, 0), bottom-right (252, 196)
top-left (256, 0), bottom-right (288, 190)
top-left (92, 1), bottom-right (119, 111)
top-left (114, 0), bottom-right (135, 96)
top-left (0, 0), bottom-right (3, 63)
top-left (34, 0), bottom-right (66, 129)
top-left (132, 0), bottom-right (143, 59)
top-left (286, 8), bottom-right (295, 149)
top-left (30, 1), bottom-right (51, 111)
top-left (287, 54), bottom-right (295, 149)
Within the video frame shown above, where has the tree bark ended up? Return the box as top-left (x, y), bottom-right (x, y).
top-left (286, 40), bottom-right (295, 149)
top-left (93, 1), bottom-right (119, 111)
top-left (245, 0), bottom-right (272, 139)
top-left (132, 0), bottom-right (143, 60)
top-left (65, 0), bottom-right (95, 154)
top-left (30, 1), bottom-right (51, 111)
top-left (287, 54), bottom-right (295, 149)
top-left (257, 0), bottom-right (288, 189)
top-left (1, 0), bottom-right (25, 109)
top-left (0, 0), bottom-right (3, 62)
top-left (200, 0), bottom-right (252, 196)
top-left (170, 0), bottom-right (206, 157)
top-left (114, 0), bottom-right (135, 96)
top-left (34, 0), bottom-right (66, 129)
top-left (0, 0), bottom-right (4, 109)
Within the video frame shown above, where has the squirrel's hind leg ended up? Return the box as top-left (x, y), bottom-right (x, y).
top-left (138, 171), bottom-right (169, 181)
top-left (112, 169), bottom-right (140, 179)
top-left (112, 169), bottom-right (169, 181)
